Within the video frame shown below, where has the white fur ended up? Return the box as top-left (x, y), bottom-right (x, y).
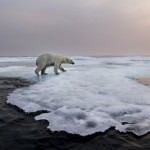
top-left (35, 53), bottom-right (74, 76)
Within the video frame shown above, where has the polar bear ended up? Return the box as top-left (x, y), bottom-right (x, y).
top-left (35, 53), bottom-right (75, 76)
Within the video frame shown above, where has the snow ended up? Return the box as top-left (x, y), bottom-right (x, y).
top-left (1, 56), bottom-right (150, 136)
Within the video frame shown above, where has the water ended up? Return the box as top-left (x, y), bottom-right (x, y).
top-left (1, 56), bottom-right (150, 136)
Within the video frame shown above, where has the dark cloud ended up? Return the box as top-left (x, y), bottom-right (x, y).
top-left (0, 0), bottom-right (150, 56)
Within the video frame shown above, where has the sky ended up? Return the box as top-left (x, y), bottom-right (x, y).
top-left (0, 0), bottom-right (150, 56)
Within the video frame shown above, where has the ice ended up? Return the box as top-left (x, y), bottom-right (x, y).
top-left (0, 57), bottom-right (36, 63)
top-left (1, 56), bottom-right (150, 136)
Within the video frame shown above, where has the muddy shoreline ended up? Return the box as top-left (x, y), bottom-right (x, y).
top-left (136, 77), bottom-right (150, 87)
top-left (0, 77), bottom-right (150, 150)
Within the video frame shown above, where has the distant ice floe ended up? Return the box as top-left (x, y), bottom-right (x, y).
top-left (0, 57), bottom-right (36, 63)
top-left (1, 56), bottom-right (150, 136)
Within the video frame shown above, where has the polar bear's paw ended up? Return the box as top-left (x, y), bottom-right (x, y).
top-left (41, 73), bottom-right (48, 75)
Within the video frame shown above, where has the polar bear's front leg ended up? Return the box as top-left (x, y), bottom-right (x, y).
top-left (54, 67), bottom-right (59, 75)
top-left (59, 66), bottom-right (66, 72)
top-left (54, 62), bottom-right (60, 75)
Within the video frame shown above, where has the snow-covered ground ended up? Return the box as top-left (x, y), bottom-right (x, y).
top-left (1, 56), bottom-right (150, 136)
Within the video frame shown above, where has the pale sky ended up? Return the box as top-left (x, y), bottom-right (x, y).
top-left (0, 0), bottom-right (150, 56)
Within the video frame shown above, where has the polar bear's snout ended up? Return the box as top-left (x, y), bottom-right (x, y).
top-left (66, 58), bottom-right (75, 65)
top-left (71, 60), bottom-right (75, 65)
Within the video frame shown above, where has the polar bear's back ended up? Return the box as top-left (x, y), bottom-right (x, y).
top-left (36, 53), bottom-right (61, 66)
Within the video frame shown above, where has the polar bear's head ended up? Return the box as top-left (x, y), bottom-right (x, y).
top-left (63, 57), bottom-right (75, 65)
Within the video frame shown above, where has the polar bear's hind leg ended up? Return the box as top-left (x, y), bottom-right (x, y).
top-left (35, 68), bottom-right (39, 76)
top-left (41, 66), bottom-right (47, 75)
top-left (35, 64), bottom-right (45, 76)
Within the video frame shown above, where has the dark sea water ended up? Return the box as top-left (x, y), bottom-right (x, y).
top-left (0, 77), bottom-right (150, 150)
